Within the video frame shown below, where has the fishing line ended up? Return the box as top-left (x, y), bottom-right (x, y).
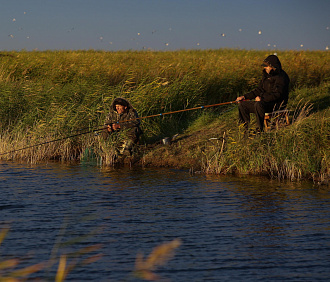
top-left (0, 100), bottom-right (237, 156)
top-left (77, 100), bottom-right (237, 132)
top-left (0, 127), bottom-right (104, 156)
top-left (120, 100), bottom-right (237, 123)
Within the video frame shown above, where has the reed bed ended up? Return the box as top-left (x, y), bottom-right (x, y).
top-left (0, 49), bottom-right (329, 181)
top-left (199, 86), bottom-right (330, 183)
top-left (203, 109), bottom-right (329, 181)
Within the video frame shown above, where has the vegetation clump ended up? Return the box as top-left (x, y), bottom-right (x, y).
top-left (0, 49), bottom-right (329, 183)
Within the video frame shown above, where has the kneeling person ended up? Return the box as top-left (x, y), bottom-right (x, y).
top-left (103, 98), bottom-right (142, 154)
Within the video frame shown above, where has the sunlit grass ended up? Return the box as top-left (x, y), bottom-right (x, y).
top-left (134, 239), bottom-right (182, 281)
top-left (200, 98), bottom-right (329, 183)
top-left (0, 49), bottom-right (329, 181)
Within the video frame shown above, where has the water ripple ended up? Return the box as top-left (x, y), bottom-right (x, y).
top-left (0, 162), bottom-right (329, 281)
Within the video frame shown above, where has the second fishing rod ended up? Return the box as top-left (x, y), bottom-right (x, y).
top-left (0, 100), bottom-right (237, 156)
top-left (82, 100), bottom-right (238, 133)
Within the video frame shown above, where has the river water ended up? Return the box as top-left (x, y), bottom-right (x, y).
top-left (0, 160), bottom-right (329, 281)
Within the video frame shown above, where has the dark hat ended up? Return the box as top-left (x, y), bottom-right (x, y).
top-left (112, 98), bottom-right (129, 111)
top-left (261, 55), bottom-right (280, 69)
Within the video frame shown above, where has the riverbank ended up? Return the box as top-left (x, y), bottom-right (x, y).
top-left (0, 50), bottom-right (329, 184)
top-left (139, 93), bottom-right (329, 185)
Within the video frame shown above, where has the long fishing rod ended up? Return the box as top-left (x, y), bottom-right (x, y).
top-left (78, 100), bottom-right (238, 132)
top-left (0, 100), bottom-right (237, 156)
top-left (120, 100), bottom-right (237, 123)
top-left (0, 127), bottom-right (105, 156)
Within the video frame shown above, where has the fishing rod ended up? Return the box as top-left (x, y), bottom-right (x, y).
top-left (120, 100), bottom-right (237, 123)
top-left (0, 100), bottom-right (237, 156)
top-left (77, 100), bottom-right (238, 132)
top-left (0, 127), bottom-right (105, 156)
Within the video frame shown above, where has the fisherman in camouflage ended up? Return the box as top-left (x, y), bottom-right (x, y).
top-left (103, 98), bottom-right (142, 154)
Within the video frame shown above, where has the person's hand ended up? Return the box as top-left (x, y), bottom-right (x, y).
top-left (107, 124), bottom-right (113, 132)
top-left (112, 123), bottom-right (120, 130)
top-left (255, 96), bottom-right (261, 101)
top-left (236, 96), bottom-right (245, 102)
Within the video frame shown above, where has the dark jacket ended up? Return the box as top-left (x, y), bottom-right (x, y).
top-left (244, 55), bottom-right (290, 108)
top-left (104, 98), bottom-right (142, 141)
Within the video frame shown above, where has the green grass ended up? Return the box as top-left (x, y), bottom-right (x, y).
top-left (0, 49), bottom-right (329, 182)
top-left (186, 84), bottom-right (330, 183)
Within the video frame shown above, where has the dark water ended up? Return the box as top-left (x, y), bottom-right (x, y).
top-left (0, 161), bottom-right (329, 281)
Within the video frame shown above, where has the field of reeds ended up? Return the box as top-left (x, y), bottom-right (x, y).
top-left (0, 49), bottom-right (329, 183)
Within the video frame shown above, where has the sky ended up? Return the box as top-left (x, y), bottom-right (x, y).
top-left (1, 0), bottom-right (329, 52)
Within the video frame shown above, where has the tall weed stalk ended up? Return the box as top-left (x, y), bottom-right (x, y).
top-left (0, 49), bottom-right (329, 168)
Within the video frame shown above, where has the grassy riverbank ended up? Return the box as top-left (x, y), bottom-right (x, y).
top-left (0, 49), bottom-right (329, 183)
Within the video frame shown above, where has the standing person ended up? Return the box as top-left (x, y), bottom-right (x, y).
top-left (103, 97), bottom-right (142, 154)
top-left (236, 54), bottom-right (290, 133)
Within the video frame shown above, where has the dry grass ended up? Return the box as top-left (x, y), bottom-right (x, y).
top-left (0, 49), bottom-right (329, 182)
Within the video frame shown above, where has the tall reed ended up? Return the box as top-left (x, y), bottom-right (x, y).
top-left (0, 49), bottom-right (329, 171)
top-left (201, 100), bottom-right (329, 183)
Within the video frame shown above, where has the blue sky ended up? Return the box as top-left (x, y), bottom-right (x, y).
top-left (1, 0), bottom-right (329, 51)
